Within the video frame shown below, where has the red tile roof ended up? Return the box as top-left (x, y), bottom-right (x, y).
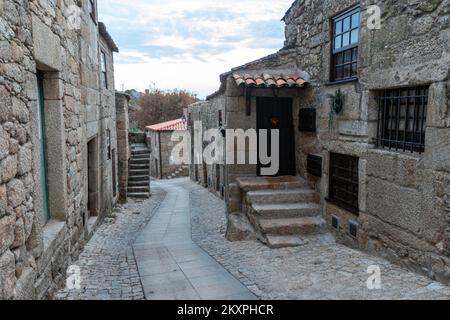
top-left (146, 118), bottom-right (187, 132)
top-left (233, 73), bottom-right (306, 88)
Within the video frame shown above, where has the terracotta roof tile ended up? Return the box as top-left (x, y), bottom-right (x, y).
top-left (233, 73), bottom-right (307, 89)
top-left (146, 118), bottom-right (187, 132)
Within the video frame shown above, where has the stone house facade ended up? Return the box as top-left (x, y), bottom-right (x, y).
top-left (146, 118), bottom-right (189, 180)
top-left (0, 0), bottom-right (120, 299)
top-left (191, 0), bottom-right (450, 283)
top-left (188, 100), bottom-right (226, 198)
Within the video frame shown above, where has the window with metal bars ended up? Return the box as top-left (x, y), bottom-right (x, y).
top-left (329, 153), bottom-right (359, 213)
top-left (331, 6), bottom-right (360, 82)
top-left (375, 86), bottom-right (428, 154)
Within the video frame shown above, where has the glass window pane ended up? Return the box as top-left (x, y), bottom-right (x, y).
top-left (351, 29), bottom-right (359, 44)
top-left (351, 62), bottom-right (357, 76)
top-left (335, 35), bottom-right (342, 49)
top-left (344, 50), bottom-right (352, 63)
top-left (342, 32), bottom-right (350, 47)
top-left (351, 12), bottom-right (360, 28)
top-left (344, 64), bottom-right (351, 78)
top-left (336, 52), bottom-right (344, 65)
top-left (335, 20), bottom-right (342, 34)
top-left (343, 17), bottom-right (351, 32)
top-left (352, 48), bottom-right (358, 61)
top-left (336, 66), bottom-right (343, 79)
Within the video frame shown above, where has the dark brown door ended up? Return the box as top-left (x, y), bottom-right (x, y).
top-left (257, 97), bottom-right (296, 176)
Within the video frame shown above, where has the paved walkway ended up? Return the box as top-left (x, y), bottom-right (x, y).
top-left (133, 180), bottom-right (257, 300)
top-left (184, 178), bottom-right (450, 300)
top-left (56, 189), bottom-right (166, 300)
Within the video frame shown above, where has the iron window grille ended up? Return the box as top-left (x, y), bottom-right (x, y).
top-left (329, 153), bottom-right (359, 213)
top-left (375, 86), bottom-right (429, 154)
top-left (331, 6), bottom-right (360, 82)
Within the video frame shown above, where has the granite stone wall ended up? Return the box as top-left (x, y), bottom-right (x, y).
top-left (0, 0), bottom-right (119, 299)
top-left (196, 0), bottom-right (449, 283)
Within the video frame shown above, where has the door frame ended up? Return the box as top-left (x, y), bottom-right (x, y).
top-left (256, 96), bottom-right (296, 177)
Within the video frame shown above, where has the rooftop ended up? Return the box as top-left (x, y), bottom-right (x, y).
top-left (146, 118), bottom-right (188, 132)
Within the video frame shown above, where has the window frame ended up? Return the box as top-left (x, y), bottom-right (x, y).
top-left (88, 0), bottom-right (96, 23)
top-left (330, 6), bottom-right (361, 82)
top-left (328, 152), bottom-right (359, 214)
top-left (100, 51), bottom-right (108, 89)
top-left (375, 86), bottom-right (429, 154)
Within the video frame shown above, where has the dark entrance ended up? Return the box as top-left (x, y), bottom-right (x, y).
top-left (257, 97), bottom-right (296, 176)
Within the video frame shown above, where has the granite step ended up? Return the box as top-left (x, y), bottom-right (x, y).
top-left (132, 153), bottom-right (150, 159)
top-left (128, 180), bottom-right (150, 187)
top-left (236, 176), bottom-right (307, 192)
top-left (130, 163), bottom-right (150, 170)
top-left (247, 188), bottom-right (319, 205)
top-left (129, 175), bottom-right (150, 182)
top-left (130, 158), bottom-right (149, 165)
top-left (258, 217), bottom-right (326, 236)
top-left (128, 192), bottom-right (150, 199)
top-left (128, 186), bottom-right (150, 193)
top-left (129, 169), bottom-right (149, 176)
top-left (251, 202), bottom-right (321, 219)
top-left (264, 235), bottom-right (307, 249)
top-left (132, 149), bottom-right (150, 155)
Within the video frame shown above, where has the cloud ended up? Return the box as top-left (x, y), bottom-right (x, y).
top-left (98, 0), bottom-right (293, 98)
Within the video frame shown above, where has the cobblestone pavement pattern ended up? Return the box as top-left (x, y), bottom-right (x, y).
top-left (57, 178), bottom-right (450, 300)
top-left (56, 188), bottom-right (166, 300)
top-left (182, 178), bottom-right (450, 300)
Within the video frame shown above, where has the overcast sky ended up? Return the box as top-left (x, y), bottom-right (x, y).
top-left (98, 0), bottom-right (293, 99)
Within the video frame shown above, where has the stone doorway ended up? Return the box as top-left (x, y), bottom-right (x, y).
top-left (256, 97), bottom-right (296, 177)
top-left (87, 137), bottom-right (99, 218)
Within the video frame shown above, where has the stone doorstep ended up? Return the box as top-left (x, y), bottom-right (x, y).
top-left (250, 202), bottom-right (322, 219)
top-left (247, 188), bottom-right (319, 205)
top-left (128, 187), bottom-right (150, 193)
top-left (264, 235), bottom-right (308, 249)
top-left (258, 217), bottom-right (326, 236)
top-left (258, 216), bottom-right (327, 236)
top-left (236, 176), bottom-right (307, 192)
top-left (128, 180), bottom-right (150, 187)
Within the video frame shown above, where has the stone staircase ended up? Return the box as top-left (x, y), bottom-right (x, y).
top-left (237, 177), bottom-right (326, 248)
top-left (128, 144), bottom-right (150, 199)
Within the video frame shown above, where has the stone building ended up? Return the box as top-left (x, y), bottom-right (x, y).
top-left (146, 118), bottom-right (189, 180)
top-left (188, 100), bottom-right (226, 198)
top-left (191, 0), bottom-right (450, 284)
top-left (0, 0), bottom-right (120, 299)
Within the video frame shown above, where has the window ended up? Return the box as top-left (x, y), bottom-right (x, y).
top-left (88, 0), bottom-right (96, 22)
top-left (101, 51), bottom-right (108, 89)
top-left (218, 110), bottom-right (223, 127)
top-left (329, 153), bottom-right (359, 213)
top-left (106, 129), bottom-right (111, 160)
top-left (331, 6), bottom-right (360, 82)
top-left (376, 86), bottom-right (428, 154)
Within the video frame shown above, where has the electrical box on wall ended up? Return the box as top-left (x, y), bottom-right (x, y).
top-left (307, 154), bottom-right (323, 177)
top-left (298, 108), bottom-right (317, 132)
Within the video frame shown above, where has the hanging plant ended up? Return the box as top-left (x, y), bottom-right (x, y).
top-left (327, 89), bottom-right (345, 129)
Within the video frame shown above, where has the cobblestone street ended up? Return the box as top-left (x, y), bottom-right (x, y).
top-left (56, 188), bottom-right (166, 300)
top-left (57, 178), bottom-right (450, 300)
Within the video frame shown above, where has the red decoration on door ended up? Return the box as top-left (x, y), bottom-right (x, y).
top-left (271, 118), bottom-right (280, 127)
